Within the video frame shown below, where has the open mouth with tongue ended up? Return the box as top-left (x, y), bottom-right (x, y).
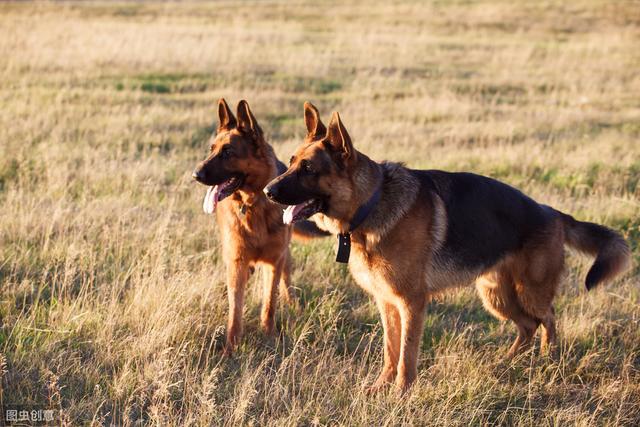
top-left (282, 199), bottom-right (323, 224)
top-left (202, 175), bottom-right (244, 214)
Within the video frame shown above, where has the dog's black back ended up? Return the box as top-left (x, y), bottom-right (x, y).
top-left (414, 170), bottom-right (554, 272)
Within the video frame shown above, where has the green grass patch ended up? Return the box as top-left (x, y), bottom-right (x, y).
top-left (109, 72), bottom-right (221, 94)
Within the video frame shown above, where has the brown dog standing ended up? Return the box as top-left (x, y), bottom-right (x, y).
top-left (264, 102), bottom-right (631, 392)
top-left (193, 99), bottom-right (324, 354)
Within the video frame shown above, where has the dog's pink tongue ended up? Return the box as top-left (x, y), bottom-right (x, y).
top-left (283, 204), bottom-right (305, 225)
top-left (203, 185), bottom-right (221, 214)
top-left (202, 181), bottom-right (232, 214)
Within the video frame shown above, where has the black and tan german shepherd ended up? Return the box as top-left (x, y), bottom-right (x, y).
top-left (264, 102), bottom-right (631, 392)
top-left (192, 99), bottom-right (325, 354)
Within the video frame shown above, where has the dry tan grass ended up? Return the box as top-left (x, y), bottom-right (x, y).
top-left (1, 1), bottom-right (639, 425)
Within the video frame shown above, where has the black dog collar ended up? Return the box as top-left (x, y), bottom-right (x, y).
top-left (335, 187), bottom-right (382, 263)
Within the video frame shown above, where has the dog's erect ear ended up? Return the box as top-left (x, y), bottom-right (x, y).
top-left (304, 101), bottom-right (326, 141)
top-left (326, 112), bottom-right (354, 162)
top-left (236, 100), bottom-right (263, 137)
top-left (217, 98), bottom-right (236, 131)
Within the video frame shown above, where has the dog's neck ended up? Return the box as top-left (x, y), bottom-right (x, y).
top-left (315, 152), bottom-right (419, 240)
top-left (316, 155), bottom-right (419, 243)
top-left (355, 161), bottom-right (419, 239)
top-left (317, 153), bottom-right (382, 233)
top-left (236, 143), bottom-right (278, 208)
top-left (348, 153), bottom-right (384, 224)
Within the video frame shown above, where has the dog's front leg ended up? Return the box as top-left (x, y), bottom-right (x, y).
top-left (396, 298), bottom-right (426, 393)
top-left (278, 251), bottom-right (296, 307)
top-left (366, 298), bottom-right (402, 394)
top-left (224, 260), bottom-right (249, 355)
top-left (261, 261), bottom-right (283, 335)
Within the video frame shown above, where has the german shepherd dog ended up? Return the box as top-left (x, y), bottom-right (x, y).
top-left (264, 102), bottom-right (631, 392)
top-left (193, 99), bottom-right (325, 354)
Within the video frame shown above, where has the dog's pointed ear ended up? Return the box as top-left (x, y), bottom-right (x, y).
top-left (326, 112), bottom-right (354, 161)
top-left (304, 101), bottom-right (326, 140)
top-left (217, 98), bottom-right (236, 131)
top-left (236, 100), bottom-right (263, 136)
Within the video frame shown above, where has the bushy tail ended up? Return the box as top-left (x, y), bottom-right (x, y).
top-left (561, 213), bottom-right (631, 290)
top-left (292, 220), bottom-right (330, 242)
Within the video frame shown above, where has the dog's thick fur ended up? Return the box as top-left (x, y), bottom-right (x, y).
top-left (193, 99), bottom-right (324, 353)
top-left (265, 102), bottom-right (631, 392)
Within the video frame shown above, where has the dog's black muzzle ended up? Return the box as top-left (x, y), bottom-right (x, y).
top-left (264, 172), bottom-right (312, 205)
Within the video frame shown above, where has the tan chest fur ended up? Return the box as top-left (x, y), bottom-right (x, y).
top-left (348, 247), bottom-right (405, 303)
top-left (216, 196), bottom-right (290, 265)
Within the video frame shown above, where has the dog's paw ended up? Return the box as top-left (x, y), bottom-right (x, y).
top-left (260, 320), bottom-right (276, 337)
top-left (363, 384), bottom-right (385, 396)
top-left (222, 336), bottom-right (239, 357)
top-left (363, 379), bottom-right (392, 396)
top-left (394, 374), bottom-right (417, 396)
top-left (394, 381), bottom-right (413, 397)
top-left (222, 346), bottom-right (235, 358)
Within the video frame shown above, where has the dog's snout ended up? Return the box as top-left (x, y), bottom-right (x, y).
top-left (263, 185), bottom-right (277, 201)
top-left (192, 168), bottom-right (205, 182)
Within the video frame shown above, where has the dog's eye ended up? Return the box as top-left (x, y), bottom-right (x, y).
top-left (301, 160), bottom-right (315, 174)
top-left (220, 147), bottom-right (233, 159)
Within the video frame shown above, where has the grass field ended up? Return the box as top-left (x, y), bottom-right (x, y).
top-left (1, 1), bottom-right (639, 425)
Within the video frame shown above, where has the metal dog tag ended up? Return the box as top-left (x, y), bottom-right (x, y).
top-left (336, 233), bottom-right (351, 263)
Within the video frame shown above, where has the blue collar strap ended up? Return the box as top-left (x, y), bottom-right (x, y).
top-left (335, 186), bottom-right (382, 263)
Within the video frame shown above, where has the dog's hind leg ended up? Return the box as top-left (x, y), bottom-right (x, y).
top-left (514, 269), bottom-right (562, 356)
top-left (366, 298), bottom-right (401, 394)
top-left (261, 261), bottom-right (283, 336)
top-left (508, 316), bottom-right (539, 358)
top-left (225, 261), bottom-right (250, 354)
top-left (513, 225), bottom-right (564, 355)
top-left (476, 269), bottom-right (539, 358)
